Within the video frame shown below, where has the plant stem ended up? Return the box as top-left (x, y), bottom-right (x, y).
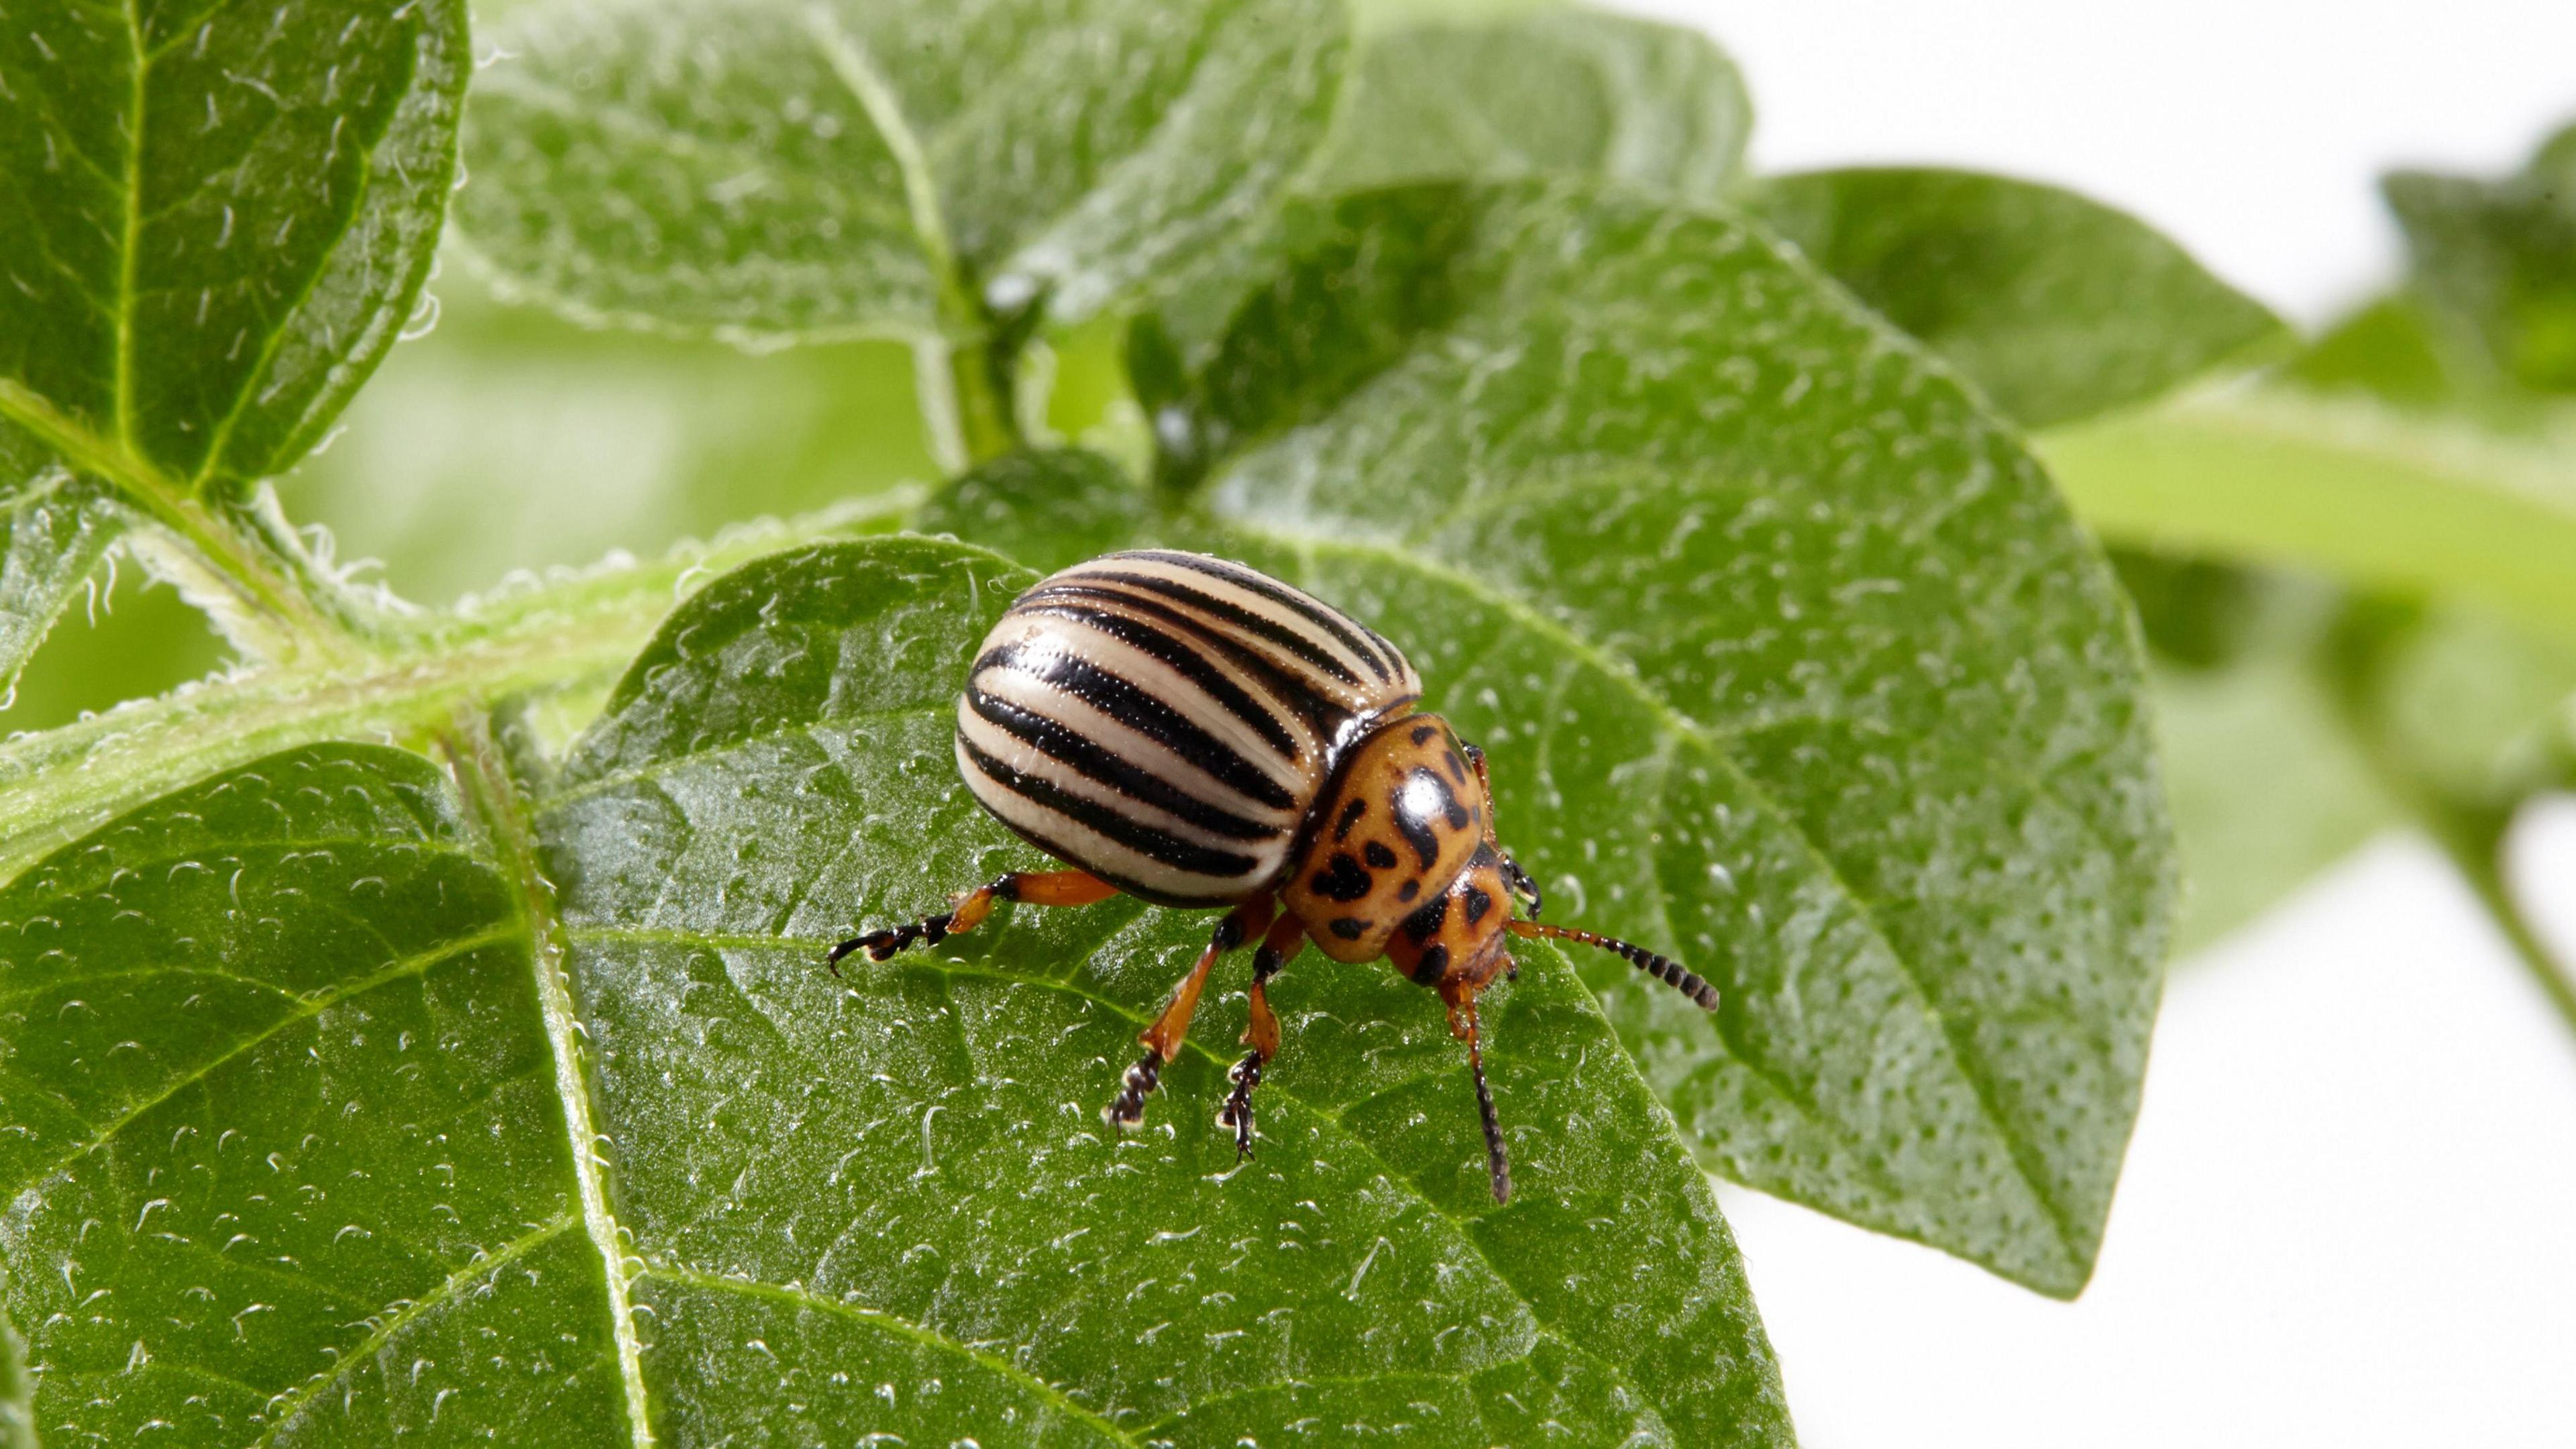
top-left (2315, 596), bottom-right (2576, 1040)
top-left (2427, 804), bottom-right (2576, 1038)
top-left (948, 331), bottom-right (1020, 468)
top-left (0, 379), bottom-right (362, 665)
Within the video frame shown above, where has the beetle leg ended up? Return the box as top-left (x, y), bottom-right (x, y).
top-left (830, 869), bottom-right (1119, 973)
top-left (1442, 989), bottom-right (1511, 1205)
top-left (1108, 897), bottom-right (1277, 1130)
top-left (1219, 913), bottom-right (1311, 1161)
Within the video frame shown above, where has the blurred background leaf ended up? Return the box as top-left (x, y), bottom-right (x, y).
top-left (288, 278), bottom-right (936, 606)
top-left (1750, 167), bottom-right (2290, 429)
top-left (1313, 7), bottom-right (1752, 199)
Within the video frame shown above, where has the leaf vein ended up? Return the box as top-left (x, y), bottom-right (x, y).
top-left (3, 920), bottom-right (525, 1200)
top-left (539, 700), bottom-right (952, 810)
top-left (246, 1214), bottom-right (579, 1447)
top-left (639, 1264), bottom-right (1139, 1444)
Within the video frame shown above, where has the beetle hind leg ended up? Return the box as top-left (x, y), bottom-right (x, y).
top-left (1217, 912), bottom-right (1310, 1160)
top-left (830, 869), bottom-right (1118, 973)
top-left (1106, 898), bottom-right (1277, 1131)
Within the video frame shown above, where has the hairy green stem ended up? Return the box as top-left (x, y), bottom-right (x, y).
top-left (948, 331), bottom-right (1021, 467)
top-left (0, 379), bottom-right (363, 665)
top-left (2434, 808), bottom-right (2576, 1035)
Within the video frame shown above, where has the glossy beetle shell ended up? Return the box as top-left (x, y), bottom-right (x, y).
top-left (955, 549), bottom-right (1424, 905)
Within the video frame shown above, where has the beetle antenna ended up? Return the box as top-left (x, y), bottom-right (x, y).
top-left (1459, 1003), bottom-right (1511, 1205)
top-left (1505, 920), bottom-right (1718, 1010)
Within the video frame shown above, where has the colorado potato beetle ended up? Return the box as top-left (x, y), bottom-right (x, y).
top-left (831, 549), bottom-right (1719, 1203)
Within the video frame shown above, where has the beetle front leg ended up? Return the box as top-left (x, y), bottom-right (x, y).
top-left (830, 869), bottom-right (1119, 972)
top-left (1218, 913), bottom-right (1311, 1160)
top-left (1108, 897), bottom-right (1277, 1130)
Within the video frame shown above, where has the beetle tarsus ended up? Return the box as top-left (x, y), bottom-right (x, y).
top-left (1105, 1050), bottom-right (1163, 1128)
top-left (830, 869), bottom-right (1119, 976)
top-left (1218, 1050), bottom-right (1264, 1160)
top-left (827, 912), bottom-right (953, 972)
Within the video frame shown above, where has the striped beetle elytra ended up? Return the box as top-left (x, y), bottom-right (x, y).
top-left (832, 549), bottom-right (1718, 1203)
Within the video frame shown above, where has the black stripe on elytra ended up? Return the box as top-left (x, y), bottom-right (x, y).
top-left (975, 642), bottom-right (1298, 811)
top-left (1016, 601), bottom-right (1302, 760)
top-left (1018, 584), bottom-right (1346, 739)
top-left (1083, 570), bottom-right (1363, 686)
top-left (959, 735), bottom-right (1263, 879)
top-left (1359, 622), bottom-right (1407, 682)
top-left (1128, 551), bottom-right (1398, 684)
top-left (967, 690), bottom-right (1284, 841)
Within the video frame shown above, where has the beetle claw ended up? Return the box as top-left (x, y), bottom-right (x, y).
top-left (1104, 1051), bottom-right (1162, 1129)
top-left (1218, 1050), bottom-right (1263, 1161)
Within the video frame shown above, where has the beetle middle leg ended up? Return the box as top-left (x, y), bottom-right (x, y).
top-left (1107, 897), bottom-right (1277, 1130)
top-left (830, 868), bottom-right (1119, 973)
top-left (1218, 912), bottom-right (1311, 1160)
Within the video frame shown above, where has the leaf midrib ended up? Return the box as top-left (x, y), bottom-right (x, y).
top-left (113, 0), bottom-right (146, 453)
top-left (448, 715), bottom-right (656, 1448)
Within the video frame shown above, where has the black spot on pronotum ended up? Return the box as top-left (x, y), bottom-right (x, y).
top-left (1311, 852), bottom-right (1372, 902)
top-left (1411, 944), bottom-right (1449, 985)
top-left (1328, 918), bottom-right (1366, 941)
top-left (1362, 841), bottom-right (1398, 869)
top-left (1444, 749), bottom-right (1467, 783)
top-left (1462, 885), bottom-right (1493, 924)
top-left (1395, 766), bottom-right (1472, 867)
top-left (1400, 894), bottom-right (1449, 943)
top-left (1333, 798), bottom-right (1366, 840)
top-left (1397, 879), bottom-right (1420, 902)
top-left (1410, 723), bottom-right (1438, 745)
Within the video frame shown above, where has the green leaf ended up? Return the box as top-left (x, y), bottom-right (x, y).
top-left (1312, 9), bottom-right (1752, 199)
top-left (2041, 388), bottom-right (2576, 646)
top-left (2359, 602), bottom-right (2576, 804)
top-left (2143, 592), bottom-right (2406, 953)
top-left (458, 0), bottom-right (1350, 343)
top-left (1750, 168), bottom-right (2288, 429)
top-left (1112, 178), bottom-right (2178, 1297)
top-left (0, 0), bottom-right (468, 494)
top-left (2384, 120), bottom-right (2576, 394)
top-left (0, 427), bottom-right (122, 700)
top-left (2288, 293), bottom-right (2479, 411)
top-left (0, 743), bottom-right (631, 1443)
top-left (286, 280), bottom-right (938, 604)
top-left (2107, 546), bottom-right (2271, 674)
top-left (1, 535), bottom-right (1792, 1444)
top-left (916, 447), bottom-right (1149, 576)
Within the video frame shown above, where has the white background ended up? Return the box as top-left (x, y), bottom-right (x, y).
top-left (1613, 3), bottom-right (2576, 1444)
